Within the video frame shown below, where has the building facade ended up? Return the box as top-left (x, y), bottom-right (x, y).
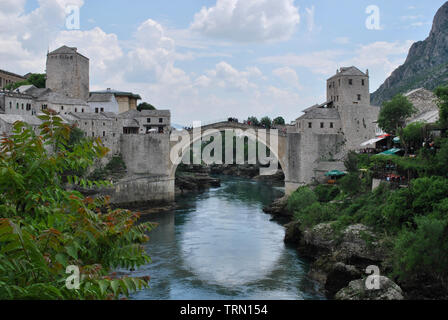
top-left (0, 69), bottom-right (26, 90)
top-left (0, 91), bottom-right (36, 116)
top-left (88, 92), bottom-right (120, 114)
top-left (90, 89), bottom-right (141, 113)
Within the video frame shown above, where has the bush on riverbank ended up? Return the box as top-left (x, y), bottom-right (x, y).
top-left (287, 148), bottom-right (448, 290)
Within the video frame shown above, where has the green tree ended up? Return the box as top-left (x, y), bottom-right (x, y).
top-left (0, 113), bottom-right (153, 299)
top-left (378, 94), bottom-right (416, 136)
top-left (401, 121), bottom-right (425, 154)
top-left (434, 86), bottom-right (448, 130)
top-left (344, 151), bottom-right (359, 173)
top-left (273, 117), bottom-right (286, 126)
top-left (137, 102), bottom-right (156, 111)
top-left (260, 116), bottom-right (272, 129)
top-left (247, 116), bottom-right (260, 126)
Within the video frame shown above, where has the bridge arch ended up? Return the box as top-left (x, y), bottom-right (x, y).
top-left (169, 122), bottom-right (289, 183)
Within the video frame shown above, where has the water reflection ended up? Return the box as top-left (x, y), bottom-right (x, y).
top-left (128, 177), bottom-right (325, 300)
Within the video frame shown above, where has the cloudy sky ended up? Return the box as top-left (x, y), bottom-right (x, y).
top-left (0, 0), bottom-right (446, 125)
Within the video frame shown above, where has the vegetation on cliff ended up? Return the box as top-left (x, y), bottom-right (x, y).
top-left (0, 113), bottom-right (153, 299)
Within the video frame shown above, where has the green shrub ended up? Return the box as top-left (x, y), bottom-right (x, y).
top-left (287, 187), bottom-right (317, 214)
top-left (393, 216), bottom-right (448, 283)
top-left (295, 202), bottom-right (338, 228)
top-left (338, 173), bottom-right (362, 195)
top-left (314, 184), bottom-right (340, 202)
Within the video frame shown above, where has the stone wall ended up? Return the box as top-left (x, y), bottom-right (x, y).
top-left (120, 133), bottom-right (171, 177)
top-left (107, 176), bottom-right (175, 205)
top-left (338, 105), bottom-right (379, 151)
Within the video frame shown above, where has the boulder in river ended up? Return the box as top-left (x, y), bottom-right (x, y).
top-left (335, 276), bottom-right (404, 300)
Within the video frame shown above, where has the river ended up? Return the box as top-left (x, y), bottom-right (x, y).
top-left (126, 176), bottom-right (325, 300)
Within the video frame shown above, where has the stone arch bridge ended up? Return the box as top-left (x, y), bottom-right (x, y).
top-left (109, 121), bottom-right (345, 205)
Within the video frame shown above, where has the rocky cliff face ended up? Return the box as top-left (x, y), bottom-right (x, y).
top-left (371, 2), bottom-right (448, 106)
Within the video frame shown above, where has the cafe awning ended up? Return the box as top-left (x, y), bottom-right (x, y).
top-left (360, 134), bottom-right (391, 147)
top-left (379, 148), bottom-right (402, 155)
top-left (325, 170), bottom-right (347, 177)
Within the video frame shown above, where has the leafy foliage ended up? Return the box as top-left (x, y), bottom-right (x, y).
top-left (247, 116), bottom-right (260, 127)
top-left (378, 94), bottom-right (416, 135)
top-left (401, 121), bottom-right (426, 154)
top-left (0, 113), bottom-right (153, 299)
top-left (314, 185), bottom-right (340, 203)
top-left (137, 102), bottom-right (156, 111)
top-left (260, 117), bottom-right (272, 129)
top-left (434, 86), bottom-right (448, 129)
top-left (273, 117), bottom-right (286, 126)
top-left (393, 216), bottom-right (448, 284)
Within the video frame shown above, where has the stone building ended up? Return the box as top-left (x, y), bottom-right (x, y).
top-left (0, 114), bottom-right (43, 135)
top-left (90, 89), bottom-right (141, 113)
top-left (291, 66), bottom-right (380, 184)
top-left (88, 92), bottom-right (120, 114)
top-left (0, 90), bottom-right (36, 116)
top-left (0, 69), bottom-right (26, 89)
top-left (46, 46), bottom-right (90, 101)
top-left (118, 109), bottom-right (171, 134)
top-left (14, 85), bottom-right (90, 115)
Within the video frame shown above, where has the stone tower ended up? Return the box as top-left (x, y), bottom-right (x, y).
top-left (46, 46), bottom-right (89, 101)
top-left (326, 66), bottom-right (370, 108)
top-left (326, 67), bottom-right (378, 150)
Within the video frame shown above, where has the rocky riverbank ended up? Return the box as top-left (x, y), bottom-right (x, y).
top-left (283, 220), bottom-right (405, 300)
top-left (175, 165), bottom-right (221, 194)
top-left (175, 164), bottom-right (284, 194)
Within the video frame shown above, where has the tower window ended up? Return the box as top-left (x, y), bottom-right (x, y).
top-left (159, 118), bottom-right (163, 123)
top-left (330, 123), bottom-right (334, 129)
top-left (362, 79), bottom-right (365, 86)
top-left (349, 79), bottom-right (353, 85)
top-left (358, 94), bottom-right (361, 101)
top-left (338, 79), bottom-right (341, 86)
top-left (308, 122), bottom-right (312, 129)
top-left (147, 118), bottom-right (151, 123)
top-left (320, 122), bottom-right (324, 129)
top-left (61, 106), bottom-right (64, 110)
top-left (95, 108), bottom-right (99, 113)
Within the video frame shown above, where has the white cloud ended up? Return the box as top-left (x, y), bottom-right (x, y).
top-left (202, 61), bottom-right (260, 91)
top-left (190, 0), bottom-right (300, 43)
top-left (272, 67), bottom-right (300, 89)
top-left (259, 50), bottom-right (345, 75)
top-left (0, 1), bottom-right (303, 125)
top-left (52, 27), bottom-right (123, 78)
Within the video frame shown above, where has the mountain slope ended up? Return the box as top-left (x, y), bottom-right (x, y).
top-left (371, 2), bottom-right (448, 106)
